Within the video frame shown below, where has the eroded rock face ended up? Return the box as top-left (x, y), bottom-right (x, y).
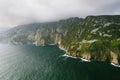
top-left (110, 51), bottom-right (119, 65)
top-left (81, 53), bottom-right (91, 60)
top-left (0, 15), bottom-right (120, 64)
top-left (34, 32), bottom-right (45, 45)
top-left (55, 34), bottom-right (62, 45)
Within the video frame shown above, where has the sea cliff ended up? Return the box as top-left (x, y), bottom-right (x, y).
top-left (0, 15), bottom-right (120, 65)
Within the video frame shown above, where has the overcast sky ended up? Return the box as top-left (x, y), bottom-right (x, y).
top-left (0, 0), bottom-right (120, 29)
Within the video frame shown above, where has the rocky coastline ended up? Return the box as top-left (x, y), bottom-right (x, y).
top-left (0, 15), bottom-right (120, 67)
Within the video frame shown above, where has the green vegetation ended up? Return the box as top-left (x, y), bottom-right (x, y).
top-left (0, 15), bottom-right (120, 63)
top-left (111, 40), bottom-right (120, 51)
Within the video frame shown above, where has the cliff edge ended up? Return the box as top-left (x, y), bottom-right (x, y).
top-left (0, 15), bottom-right (120, 65)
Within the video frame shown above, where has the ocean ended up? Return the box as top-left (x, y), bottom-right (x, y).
top-left (0, 44), bottom-right (120, 80)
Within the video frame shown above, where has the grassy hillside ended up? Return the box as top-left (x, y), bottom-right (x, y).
top-left (0, 15), bottom-right (120, 64)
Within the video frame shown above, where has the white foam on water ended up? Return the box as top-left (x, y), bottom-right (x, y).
top-left (59, 46), bottom-right (120, 66)
top-left (111, 63), bottom-right (120, 67)
top-left (59, 46), bottom-right (91, 62)
top-left (62, 54), bottom-right (77, 59)
top-left (80, 57), bottom-right (91, 62)
top-left (59, 47), bottom-right (67, 52)
top-left (62, 54), bottom-right (91, 62)
top-left (48, 44), bottom-right (56, 45)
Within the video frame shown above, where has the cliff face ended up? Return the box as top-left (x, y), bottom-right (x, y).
top-left (0, 15), bottom-right (120, 64)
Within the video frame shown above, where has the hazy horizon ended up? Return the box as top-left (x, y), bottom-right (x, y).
top-left (0, 0), bottom-right (120, 29)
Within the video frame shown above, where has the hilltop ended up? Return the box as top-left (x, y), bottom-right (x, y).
top-left (0, 15), bottom-right (120, 65)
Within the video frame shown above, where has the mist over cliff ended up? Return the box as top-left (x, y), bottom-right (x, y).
top-left (0, 15), bottom-right (120, 65)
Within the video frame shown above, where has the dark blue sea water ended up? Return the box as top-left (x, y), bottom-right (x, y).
top-left (0, 44), bottom-right (120, 80)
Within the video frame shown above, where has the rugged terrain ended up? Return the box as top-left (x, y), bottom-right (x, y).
top-left (0, 15), bottom-right (120, 65)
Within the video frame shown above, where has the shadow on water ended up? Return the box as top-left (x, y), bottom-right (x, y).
top-left (0, 44), bottom-right (120, 80)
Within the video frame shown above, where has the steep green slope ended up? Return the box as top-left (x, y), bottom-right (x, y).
top-left (0, 15), bottom-right (120, 65)
top-left (62, 15), bottom-right (120, 64)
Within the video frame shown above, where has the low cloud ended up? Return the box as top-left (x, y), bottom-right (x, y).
top-left (0, 0), bottom-right (120, 28)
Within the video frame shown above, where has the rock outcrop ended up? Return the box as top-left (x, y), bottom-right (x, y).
top-left (110, 51), bottom-right (119, 65)
top-left (0, 15), bottom-right (120, 64)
